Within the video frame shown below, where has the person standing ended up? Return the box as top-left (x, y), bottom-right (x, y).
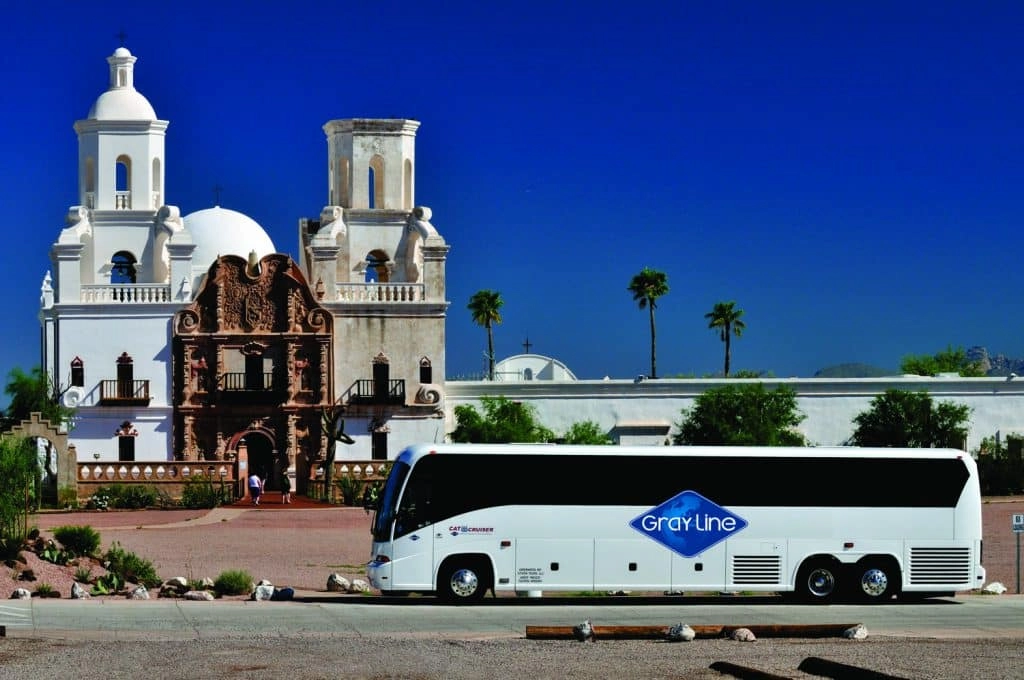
top-left (281, 470), bottom-right (292, 504)
top-left (248, 472), bottom-right (264, 505)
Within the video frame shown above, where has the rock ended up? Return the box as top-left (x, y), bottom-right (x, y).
top-left (257, 579), bottom-right (273, 587)
top-left (10, 588), bottom-right (31, 599)
top-left (666, 623), bottom-right (695, 642)
top-left (271, 587), bottom-right (295, 601)
top-left (71, 582), bottom-right (91, 599)
top-left (183, 590), bottom-right (215, 601)
top-left (199, 577), bottom-right (215, 589)
top-left (164, 576), bottom-right (189, 589)
top-left (730, 627), bottom-right (756, 642)
top-left (129, 585), bottom-right (150, 600)
top-left (327, 573), bottom-right (350, 592)
top-left (349, 578), bottom-right (370, 593)
top-left (843, 624), bottom-right (869, 640)
top-left (983, 581), bottom-right (1007, 594)
top-left (572, 620), bottom-right (594, 642)
top-left (18, 569), bottom-right (36, 582)
top-left (252, 584), bottom-right (275, 601)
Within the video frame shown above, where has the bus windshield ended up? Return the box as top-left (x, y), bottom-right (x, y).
top-left (371, 461), bottom-right (409, 542)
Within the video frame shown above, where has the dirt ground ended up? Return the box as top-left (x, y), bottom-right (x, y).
top-left (7, 493), bottom-right (1023, 597)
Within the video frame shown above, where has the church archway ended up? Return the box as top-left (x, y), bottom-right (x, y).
top-left (230, 428), bottom-right (283, 491)
top-left (3, 413), bottom-right (73, 505)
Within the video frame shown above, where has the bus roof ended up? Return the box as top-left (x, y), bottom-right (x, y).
top-left (397, 443), bottom-right (970, 462)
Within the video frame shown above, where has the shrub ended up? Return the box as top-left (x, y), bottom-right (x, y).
top-left (213, 569), bottom-right (253, 596)
top-left (39, 540), bottom-right (73, 565)
top-left (86, 492), bottom-right (110, 511)
top-left (53, 525), bottom-right (101, 557)
top-left (180, 473), bottom-right (232, 509)
top-left (91, 572), bottom-right (122, 596)
top-left (58, 486), bottom-right (80, 510)
top-left (33, 582), bottom-right (55, 597)
top-left (73, 565), bottom-right (94, 583)
top-left (103, 541), bottom-right (161, 589)
top-left (0, 537), bottom-right (23, 561)
top-left (335, 476), bottom-right (364, 505)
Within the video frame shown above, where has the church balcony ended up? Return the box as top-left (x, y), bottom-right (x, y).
top-left (115, 191), bottom-right (132, 209)
top-left (335, 282), bottom-right (424, 303)
top-left (99, 379), bottom-right (151, 406)
top-left (347, 379), bottom-right (406, 406)
top-left (217, 372), bottom-right (285, 404)
top-left (81, 284), bottom-right (172, 303)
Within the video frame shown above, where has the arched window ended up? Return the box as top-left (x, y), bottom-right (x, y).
top-left (364, 250), bottom-right (390, 283)
top-left (111, 251), bottom-right (137, 284)
top-left (368, 154), bottom-right (384, 209)
top-left (151, 158), bottom-right (162, 208)
top-left (403, 159), bottom-right (413, 210)
top-left (115, 155), bottom-right (132, 209)
top-left (337, 157), bottom-right (350, 207)
top-left (419, 356), bottom-right (432, 384)
top-left (70, 357), bottom-right (84, 387)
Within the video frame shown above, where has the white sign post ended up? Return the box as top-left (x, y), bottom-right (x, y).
top-left (1013, 514), bottom-right (1024, 594)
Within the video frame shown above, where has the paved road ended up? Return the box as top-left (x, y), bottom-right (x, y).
top-left (2, 594), bottom-right (1022, 641)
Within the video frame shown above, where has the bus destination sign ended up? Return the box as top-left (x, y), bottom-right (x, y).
top-left (630, 490), bottom-right (749, 558)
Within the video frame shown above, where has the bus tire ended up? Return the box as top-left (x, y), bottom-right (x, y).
top-left (438, 557), bottom-right (490, 602)
top-left (796, 558), bottom-right (841, 603)
top-left (853, 557), bottom-right (898, 602)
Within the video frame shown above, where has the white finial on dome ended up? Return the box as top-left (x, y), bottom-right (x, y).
top-left (108, 46), bottom-right (137, 90)
top-left (86, 46), bottom-right (157, 120)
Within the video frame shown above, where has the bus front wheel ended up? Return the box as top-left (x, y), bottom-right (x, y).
top-left (797, 559), bottom-right (841, 603)
top-left (438, 558), bottom-right (490, 602)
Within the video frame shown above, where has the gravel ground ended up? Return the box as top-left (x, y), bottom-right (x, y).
top-left (0, 636), bottom-right (1022, 679)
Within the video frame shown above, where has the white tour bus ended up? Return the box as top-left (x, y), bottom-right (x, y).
top-left (365, 443), bottom-right (985, 603)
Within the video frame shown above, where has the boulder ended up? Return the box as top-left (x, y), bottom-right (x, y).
top-left (129, 585), bottom-right (150, 600)
top-left (271, 587), bottom-right (295, 601)
top-left (10, 588), bottom-right (31, 599)
top-left (730, 627), bottom-right (756, 642)
top-left (327, 573), bottom-right (350, 592)
top-left (983, 581), bottom-right (1007, 594)
top-left (183, 590), bottom-right (215, 601)
top-left (349, 579), bottom-right (370, 594)
top-left (71, 582), bottom-right (91, 599)
top-left (572, 620), bottom-right (594, 642)
top-left (843, 624), bottom-right (869, 640)
top-left (252, 584), bottom-right (275, 601)
top-left (666, 623), bottom-right (695, 642)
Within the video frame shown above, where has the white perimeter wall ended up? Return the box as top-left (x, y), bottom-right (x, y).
top-left (445, 376), bottom-right (1024, 452)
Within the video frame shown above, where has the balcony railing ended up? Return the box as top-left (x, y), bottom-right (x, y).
top-left (347, 379), bottom-right (406, 405)
top-left (335, 283), bottom-right (424, 303)
top-left (220, 372), bottom-right (277, 391)
top-left (81, 284), bottom-right (172, 303)
top-left (99, 380), bottom-right (151, 405)
top-left (115, 191), bottom-right (132, 209)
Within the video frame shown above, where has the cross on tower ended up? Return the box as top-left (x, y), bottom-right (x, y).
top-left (116, 30), bottom-right (127, 47)
top-left (213, 184), bottom-right (223, 206)
top-left (522, 337), bottom-right (533, 353)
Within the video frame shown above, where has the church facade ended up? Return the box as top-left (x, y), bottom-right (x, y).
top-left (39, 47), bottom-right (449, 492)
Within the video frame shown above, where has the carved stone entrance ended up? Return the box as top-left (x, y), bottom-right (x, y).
top-left (3, 412), bottom-right (74, 501)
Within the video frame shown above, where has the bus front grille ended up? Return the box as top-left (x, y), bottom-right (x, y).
top-left (909, 547), bottom-right (971, 584)
top-left (731, 555), bottom-right (781, 584)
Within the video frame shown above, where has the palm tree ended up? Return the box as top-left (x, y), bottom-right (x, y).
top-left (468, 289), bottom-right (504, 380)
top-left (705, 300), bottom-right (746, 377)
top-left (627, 268), bottom-right (669, 379)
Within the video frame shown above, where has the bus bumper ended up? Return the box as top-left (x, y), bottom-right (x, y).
top-left (367, 558), bottom-right (390, 590)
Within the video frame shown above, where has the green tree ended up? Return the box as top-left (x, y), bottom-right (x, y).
top-left (627, 267), bottom-right (669, 379)
top-left (561, 421), bottom-right (612, 445)
top-left (704, 300), bottom-right (746, 377)
top-left (974, 434), bottom-right (1024, 495)
top-left (849, 389), bottom-right (971, 448)
top-left (468, 290), bottom-right (504, 381)
top-left (900, 345), bottom-right (985, 377)
top-left (1, 366), bottom-right (75, 431)
top-left (0, 436), bottom-right (37, 547)
top-left (451, 396), bottom-right (554, 443)
top-left (673, 383), bottom-right (806, 446)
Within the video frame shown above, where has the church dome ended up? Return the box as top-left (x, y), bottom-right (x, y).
top-left (184, 206), bottom-right (277, 271)
top-left (88, 88), bottom-right (157, 120)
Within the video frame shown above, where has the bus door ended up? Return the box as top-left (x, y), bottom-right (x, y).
top-left (388, 471), bottom-right (436, 591)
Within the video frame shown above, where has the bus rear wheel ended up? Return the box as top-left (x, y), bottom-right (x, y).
top-left (853, 558), bottom-right (898, 602)
top-left (797, 559), bottom-right (840, 603)
top-left (438, 559), bottom-right (490, 602)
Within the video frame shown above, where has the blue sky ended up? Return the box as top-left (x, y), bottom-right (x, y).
top-left (1, 1), bottom-right (1022, 390)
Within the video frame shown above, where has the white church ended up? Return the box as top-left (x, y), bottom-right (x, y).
top-left (36, 47), bottom-right (1024, 499)
top-left (40, 46), bottom-right (450, 494)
